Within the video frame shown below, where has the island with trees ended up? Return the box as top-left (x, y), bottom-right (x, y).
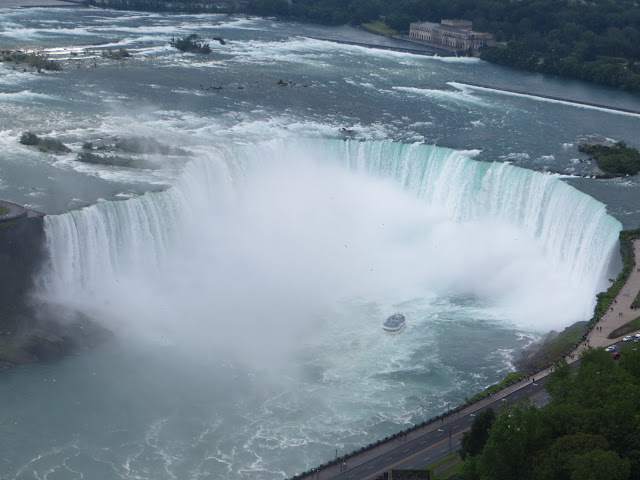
top-left (1, 51), bottom-right (62, 71)
top-left (19, 132), bottom-right (70, 154)
top-left (579, 142), bottom-right (640, 177)
top-left (169, 34), bottom-right (212, 54)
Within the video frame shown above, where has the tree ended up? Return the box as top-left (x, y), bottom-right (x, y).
top-left (477, 403), bottom-right (545, 480)
top-left (460, 408), bottom-right (495, 460)
top-left (546, 357), bottom-right (572, 401)
top-left (531, 433), bottom-right (621, 480)
top-left (19, 132), bottom-right (39, 146)
top-left (169, 34), bottom-right (211, 54)
top-left (570, 449), bottom-right (630, 480)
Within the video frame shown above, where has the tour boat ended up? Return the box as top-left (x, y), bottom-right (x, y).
top-left (383, 313), bottom-right (406, 334)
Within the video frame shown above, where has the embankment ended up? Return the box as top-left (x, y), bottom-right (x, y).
top-left (0, 200), bottom-right (110, 370)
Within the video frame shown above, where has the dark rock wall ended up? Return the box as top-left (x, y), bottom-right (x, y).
top-left (0, 213), bottom-right (46, 332)
top-left (0, 209), bottom-right (112, 370)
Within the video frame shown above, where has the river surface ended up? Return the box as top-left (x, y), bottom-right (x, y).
top-left (0, 8), bottom-right (638, 480)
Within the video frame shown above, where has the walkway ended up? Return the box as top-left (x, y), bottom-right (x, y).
top-left (589, 239), bottom-right (640, 347)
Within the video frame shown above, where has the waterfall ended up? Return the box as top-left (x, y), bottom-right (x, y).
top-left (40, 139), bottom-right (622, 333)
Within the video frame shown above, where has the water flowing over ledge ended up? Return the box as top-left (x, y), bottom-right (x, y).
top-left (325, 140), bottom-right (622, 289)
top-left (40, 139), bottom-right (621, 323)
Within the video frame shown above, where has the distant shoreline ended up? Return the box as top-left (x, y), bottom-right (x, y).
top-left (0, 0), bottom-right (86, 8)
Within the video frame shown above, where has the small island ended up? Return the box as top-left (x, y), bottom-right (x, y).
top-left (19, 132), bottom-right (70, 153)
top-left (579, 141), bottom-right (640, 177)
top-left (102, 47), bottom-right (132, 60)
top-left (2, 50), bottom-right (61, 71)
top-left (169, 34), bottom-right (211, 54)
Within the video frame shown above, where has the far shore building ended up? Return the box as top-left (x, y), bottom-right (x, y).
top-left (409, 19), bottom-right (493, 53)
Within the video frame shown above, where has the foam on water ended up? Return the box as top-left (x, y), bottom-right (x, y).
top-left (0, 90), bottom-right (60, 102)
top-left (449, 81), bottom-right (640, 118)
top-left (392, 86), bottom-right (496, 108)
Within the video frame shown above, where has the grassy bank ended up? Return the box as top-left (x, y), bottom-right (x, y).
top-left (633, 289), bottom-right (640, 308)
top-left (467, 372), bottom-right (527, 403)
top-left (425, 452), bottom-right (463, 480)
top-left (608, 316), bottom-right (640, 338)
top-left (361, 22), bottom-right (396, 36)
top-left (515, 321), bottom-right (587, 371)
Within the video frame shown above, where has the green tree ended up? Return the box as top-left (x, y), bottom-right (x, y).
top-left (460, 408), bottom-right (495, 460)
top-left (531, 433), bottom-right (624, 480)
top-left (19, 132), bottom-right (39, 146)
top-left (570, 449), bottom-right (630, 480)
top-left (477, 403), bottom-right (545, 480)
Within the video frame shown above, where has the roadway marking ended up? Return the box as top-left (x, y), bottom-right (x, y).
top-left (403, 448), bottom-right (410, 453)
top-left (419, 440), bottom-right (427, 444)
top-left (385, 456), bottom-right (392, 461)
top-left (367, 465), bottom-right (374, 470)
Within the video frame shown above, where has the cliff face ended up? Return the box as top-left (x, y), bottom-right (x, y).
top-left (0, 212), bottom-right (45, 331)
top-left (0, 205), bottom-right (111, 370)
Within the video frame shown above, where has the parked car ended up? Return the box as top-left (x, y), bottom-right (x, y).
top-left (605, 345), bottom-right (616, 352)
top-left (623, 335), bottom-right (632, 342)
top-left (635, 333), bottom-right (640, 338)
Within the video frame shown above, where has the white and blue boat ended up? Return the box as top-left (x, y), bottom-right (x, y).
top-left (383, 313), bottom-right (406, 334)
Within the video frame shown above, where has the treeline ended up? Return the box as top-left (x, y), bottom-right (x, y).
top-left (86, 0), bottom-right (240, 13)
top-left (459, 347), bottom-right (640, 479)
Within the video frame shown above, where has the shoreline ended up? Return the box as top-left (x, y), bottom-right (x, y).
top-left (0, 0), bottom-right (86, 7)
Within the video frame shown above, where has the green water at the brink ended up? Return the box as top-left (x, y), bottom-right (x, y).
top-left (0, 8), bottom-right (638, 480)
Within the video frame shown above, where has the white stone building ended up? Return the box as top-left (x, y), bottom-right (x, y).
top-left (409, 19), bottom-right (493, 52)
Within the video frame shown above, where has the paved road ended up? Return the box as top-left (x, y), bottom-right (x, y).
top-left (333, 378), bottom-right (551, 480)
top-left (296, 372), bottom-right (554, 480)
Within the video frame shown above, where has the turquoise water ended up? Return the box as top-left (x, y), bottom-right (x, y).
top-left (0, 9), bottom-right (637, 479)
